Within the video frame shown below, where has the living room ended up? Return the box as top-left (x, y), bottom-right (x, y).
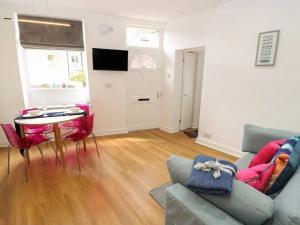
top-left (0, 0), bottom-right (300, 225)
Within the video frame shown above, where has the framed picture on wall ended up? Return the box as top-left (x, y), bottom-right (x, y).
top-left (255, 30), bottom-right (280, 66)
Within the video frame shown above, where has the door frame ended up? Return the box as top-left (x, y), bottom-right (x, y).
top-left (174, 46), bottom-right (205, 131)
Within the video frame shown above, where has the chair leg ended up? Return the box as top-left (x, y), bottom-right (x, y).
top-left (83, 138), bottom-right (87, 152)
top-left (63, 141), bottom-right (68, 154)
top-left (92, 133), bottom-right (100, 159)
top-left (50, 141), bottom-right (60, 164)
top-left (24, 149), bottom-right (29, 182)
top-left (75, 141), bottom-right (81, 172)
top-left (37, 145), bottom-right (45, 163)
top-left (7, 145), bottom-right (11, 175)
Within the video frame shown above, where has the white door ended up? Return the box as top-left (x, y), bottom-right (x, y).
top-left (127, 70), bottom-right (161, 131)
top-left (180, 52), bottom-right (197, 130)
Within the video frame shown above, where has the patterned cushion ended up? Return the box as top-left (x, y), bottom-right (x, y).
top-left (265, 140), bottom-right (300, 195)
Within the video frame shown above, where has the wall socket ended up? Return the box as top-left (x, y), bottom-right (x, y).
top-left (105, 82), bottom-right (113, 88)
top-left (203, 132), bottom-right (212, 139)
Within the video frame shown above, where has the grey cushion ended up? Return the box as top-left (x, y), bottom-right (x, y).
top-left (167, 155), bottom-right (274, 225)
top-left (165, 183), bottom-right (242, 225)
top-left (242, 124), bottom-right (299, 153)
top-left (234, 153), bottom-right (255, 169)
top-left (271, 166), bottom-right (300, 225)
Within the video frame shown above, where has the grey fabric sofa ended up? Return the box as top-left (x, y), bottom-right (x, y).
top-left (165, 124), bottom-right (300, 225)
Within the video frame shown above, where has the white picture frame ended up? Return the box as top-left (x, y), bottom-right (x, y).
top-left (255, 30), bottom-right (280, 66)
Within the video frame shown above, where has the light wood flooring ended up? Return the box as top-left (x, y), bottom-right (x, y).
top-left (0, 129), bottom-right (237, 225)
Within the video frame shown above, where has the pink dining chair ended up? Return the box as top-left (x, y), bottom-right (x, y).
top-left (62, 113), bottom-right (99, 171)
top-left (59, 103), bottom-right (90, 131)
top-left (19, 108), bottom-right (53, 135)
top-left (0, 123), bottom-right (51, 182)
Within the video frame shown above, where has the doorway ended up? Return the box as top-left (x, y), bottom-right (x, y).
top-left (178, 48), bottom-right (205, 136)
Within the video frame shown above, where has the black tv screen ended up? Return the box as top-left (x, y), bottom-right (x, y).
top-left (92, 48), bottom-right (128, 71)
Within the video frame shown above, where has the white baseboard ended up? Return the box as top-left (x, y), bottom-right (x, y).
top-left (196, 136), bottom-right (245, 158)
top-left (0, 140), bottom-right (8, 148)
top-left (160, 125), bottom-right (179, 133)
top-left (93, 128), bottom-right (128, 137)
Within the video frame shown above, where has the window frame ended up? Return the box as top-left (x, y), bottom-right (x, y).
top-left (125, 25), bottom-right (161, 50)
top-left (129, 54), bottom-right (158, 71)
top-left (22, 48), bottom-right (88, 90)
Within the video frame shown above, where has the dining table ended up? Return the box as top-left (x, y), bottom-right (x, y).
top-left (14, 108), bottom-right (85, 167)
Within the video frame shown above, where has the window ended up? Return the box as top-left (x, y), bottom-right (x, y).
top-left (130, 55), bottom-right (157, 69)
top-left (127, 27), bottom-right (159, 48)
top-left (24, 49), bottom-right (86, 88)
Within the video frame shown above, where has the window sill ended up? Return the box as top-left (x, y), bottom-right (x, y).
top-left (29, 87), bottom-right (87, 91)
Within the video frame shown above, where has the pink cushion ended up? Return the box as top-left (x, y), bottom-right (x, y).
top-left (236, 163), bottom-right (275, 191)
top-left (249, 139), bottom-right (286, 168)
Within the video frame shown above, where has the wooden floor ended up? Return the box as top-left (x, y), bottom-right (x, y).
top-left (0, 129), bottom-right (237, 225)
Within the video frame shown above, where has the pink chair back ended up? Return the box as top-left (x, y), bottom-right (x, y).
top-left (75, 103), bottom-right (90, 115)
top-left (84, 114), bottom-right (95, 136)
top-left (0, 124), bottom-right (22, 148)
top-left (19, 107), bottom-right (38, 116)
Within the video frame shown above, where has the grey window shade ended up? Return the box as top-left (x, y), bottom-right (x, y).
top-left (18, 15), bottom-right (84, 50)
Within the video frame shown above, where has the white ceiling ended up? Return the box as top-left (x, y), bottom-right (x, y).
top-left (0, 0), bottom-right (230, 21)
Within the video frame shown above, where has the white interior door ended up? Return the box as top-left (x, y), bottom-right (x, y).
top-left (180, 52), bottom-right (197, 130)
top-left (127, 71), bottom-right (161, 131)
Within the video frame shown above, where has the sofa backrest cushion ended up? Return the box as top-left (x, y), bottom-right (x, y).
top-left (242, 124), bottom-right (299, 154)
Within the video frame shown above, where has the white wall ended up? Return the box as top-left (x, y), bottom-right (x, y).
top-left (0, 5), bottom-right (25, 146)
top-left (0, 2), bottom-right (164, 145)
top-left (162, 0), bottom-right (300, 156)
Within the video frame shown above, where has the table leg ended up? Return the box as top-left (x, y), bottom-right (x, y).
top-left (53, 123), bottom-right (65, 167)
top-left (83, 138), bottom-right (87, 152)
top-left (20, 125), bottom-right (30, 165)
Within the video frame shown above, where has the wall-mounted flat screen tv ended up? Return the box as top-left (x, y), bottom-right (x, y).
top-left (92, 48), bottom-right (128, 71)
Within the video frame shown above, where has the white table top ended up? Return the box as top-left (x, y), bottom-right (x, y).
top-left (15, 114), bottom-right (83, 125)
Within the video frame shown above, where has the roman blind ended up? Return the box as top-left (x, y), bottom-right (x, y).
top-left (18, 14), bottom-right (84, 50)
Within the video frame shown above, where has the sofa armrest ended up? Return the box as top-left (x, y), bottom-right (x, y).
top-left (165, 183), bottom-right (242, 225)
top-left (167, 155), bottom-right (274, 225)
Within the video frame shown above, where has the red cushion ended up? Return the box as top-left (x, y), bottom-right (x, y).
top-left (236, 163), bottom-right (275, 191)
top-left (249, 139), bottom-right (286, 168)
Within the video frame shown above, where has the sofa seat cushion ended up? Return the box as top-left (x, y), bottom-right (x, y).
top-left (234, 153), bottom-right (255, 169)
top-left (166, 183), bottom-right (242, 225)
